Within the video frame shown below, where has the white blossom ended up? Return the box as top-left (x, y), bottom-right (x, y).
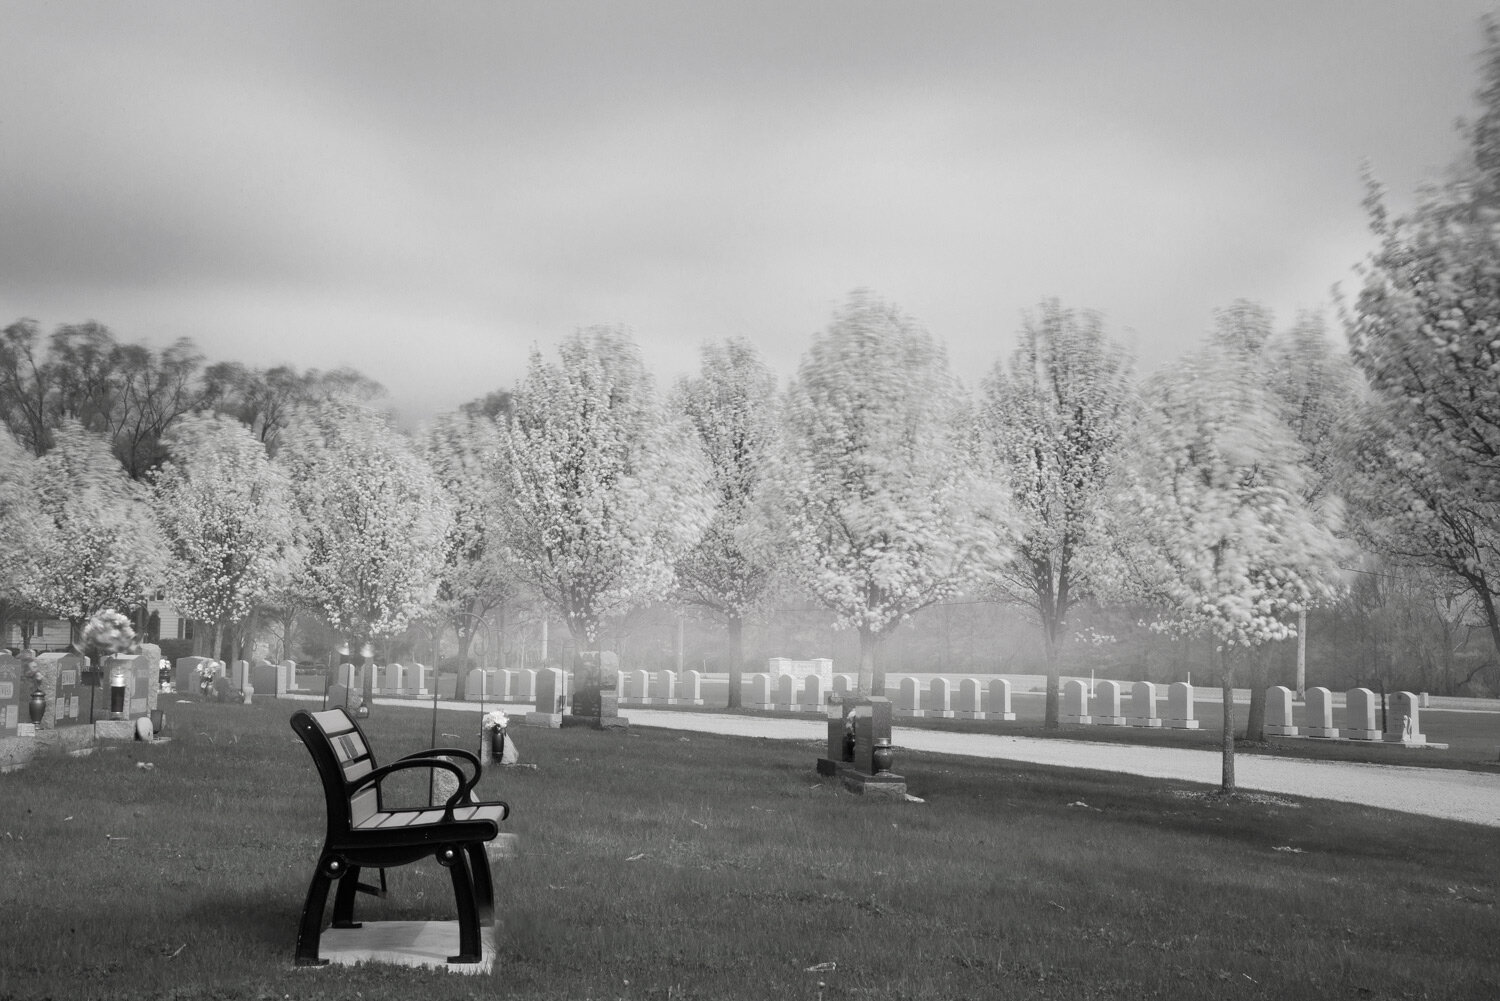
top-left (151, 412), bottom-right (300, 652)
top-left (772, 291), bottom-right (1013, 694)
top-left (498, 327), bottom-right (713, 645)
top-left (18, 422), bottom-right (164, 624)
top-left (279, 398), bottom-right (452, 644)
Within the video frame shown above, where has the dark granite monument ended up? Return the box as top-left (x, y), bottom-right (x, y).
top-left (816, 695), bottom-right (906, 797)
top-left (566, 651), bottom-right (627, 730)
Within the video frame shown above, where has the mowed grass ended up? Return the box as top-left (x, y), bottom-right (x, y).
top-left (2, 699), bottom-right (1498, 1001)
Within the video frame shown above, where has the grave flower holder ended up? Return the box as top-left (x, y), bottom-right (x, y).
top-left (28, 688), bottom-right (46, 724)
top-left (108, 664), bottom-right (128, 720)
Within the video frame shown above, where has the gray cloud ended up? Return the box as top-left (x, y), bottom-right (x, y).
top-left (0, 1), bottom-right (1493, 419)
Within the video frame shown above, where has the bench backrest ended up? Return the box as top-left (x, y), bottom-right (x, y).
top-left (290, 708), bottom-right (383, 832)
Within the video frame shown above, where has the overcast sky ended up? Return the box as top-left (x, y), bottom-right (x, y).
top-left (2, 2), bottom-right (1494, 422)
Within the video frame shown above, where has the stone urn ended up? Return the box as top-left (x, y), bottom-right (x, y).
top-left (27, 689), bottom-right (46, 724)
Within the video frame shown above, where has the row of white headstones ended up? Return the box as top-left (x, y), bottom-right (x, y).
top-left (343, 663), bottom-right (1431, 745)
top-left (1056, 679), bottom-right (1428, 744)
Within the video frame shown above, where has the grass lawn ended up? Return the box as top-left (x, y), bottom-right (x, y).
top-left (2, 698), bottom-right (1498, 1001)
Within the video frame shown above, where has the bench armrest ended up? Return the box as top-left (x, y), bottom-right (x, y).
top-left (395, 748), bottom-right (484, 802)
top-left (398, 746), bottom-right (482, 771)
top-left (350, 758), bottom-right (478, 822)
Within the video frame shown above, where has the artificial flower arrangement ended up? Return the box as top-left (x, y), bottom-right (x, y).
top-left (21, 655), bottom-right (45, 694)
top-left (483, 710), bottom-right (510, 732)
top-left (82, 609), bottom-right (137, 660)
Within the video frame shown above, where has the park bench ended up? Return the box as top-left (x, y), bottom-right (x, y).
top-left (289, 707), bottom-right (511, 965)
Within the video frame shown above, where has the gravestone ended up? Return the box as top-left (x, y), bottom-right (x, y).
top-left (955, 678), bottom-right (982, 719)
top-left (629, 669), bottom-right (651, 706)
top-left (1344, 688), bottom-right (1379, 741)
top-left (1163, 682), bottom-right (1199, 729)
top-left (515, 669), bottom-right (537, 703)
top-left (0, 652), bottom-right (20, 738)
top-left (569, 651), bottom-right (625, 730)
top-left (1306, 687), bottom-right (1340, 738)
top-left (1127, 681), bottom-right (1161, 727)
top-left (231, 660), bottom-right (251, 692)
top-left (927, 678), bottom-right (955, 719)
top-left (436, 672), bottom-right (456, 698)
top-left (894, 678), bottom-right (918, 717)
top-left (1386, 691), bottom-right (1426, 745)
top-left (815, 696), bottom-right (905, 797)
top-left (655, 670), bottom-right (678, 705)
top-left (45, 651), bottom-right (87, 726)
top-left (748, 673), bottom-right (773, 710)
top-left (175, 656), bottom-right (217, 694)
top-left (527, 667), bottom-right (565, 727)
top-left (831, 674), bottom-right (854, 699)
top-left (465, 668), bottom-right (487, 701)
top-left (1094, 680), bottom-right (1125, 726)
top-left (798, 675), bottom-right (827, 713)
top-left (250, 659), bottom-right (279, 697)
top-left (680, 669), bottom-right (705, 706)
top-left (768, 657), bottom-right (834, 679)
top-left (774, 673), bottom-right (798, 711)
top-left (33, 652), bottom-right (78, 729)
top-left (278, 660), bottom-right (298, 694)
top-left (1264, 686), bottom-right (1299, 736)
top-left (896, 676), bottom-right (922, 718)
top-left (987, 678), bottom-right (1016, 721)
top-left (326, 680), bottom-right (364, 714)
top-left (1061, 678), bottom-right (1092, 725)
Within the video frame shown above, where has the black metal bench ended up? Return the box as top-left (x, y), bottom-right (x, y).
top-left (289, 707), bottom-right (511, 965)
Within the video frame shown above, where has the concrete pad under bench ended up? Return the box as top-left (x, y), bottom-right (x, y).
top-left (313, 921), bottom-right (496, 974)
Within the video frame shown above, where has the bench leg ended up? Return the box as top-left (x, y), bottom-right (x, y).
top-left (466, 842), bottom-right (495, 924)
top-left (295, 867), bottom-right (335, 966)
top-left (332, 865), bottom-right (363, 928)
top-left (439, 846), bottom-right (483, 963)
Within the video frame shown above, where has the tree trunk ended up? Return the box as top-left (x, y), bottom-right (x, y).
top-left (359, 637), bottom-right (375, 710)
top-left (1220, 645), bottom-right (1235, 795)
top-left (726, 614), bottom-right (744, 710)
top-left (212, 621), bottom-right (225, 668)
top-left (857, 626), bottom-right (877, 696)
top-left (453, 625), bottom-right (475, 700)
top-left (1295, 608), bottom-right (1307, 698)
top-left (1243, 646), bottom-right (1268, 742)
top-left (1042, 626), bottom-right (1061, 730)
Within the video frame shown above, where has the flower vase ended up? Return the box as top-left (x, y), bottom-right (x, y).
top-left (871, 737), bottom-right (895, 775)
top-left (28, 690), bottom-right (46, 724)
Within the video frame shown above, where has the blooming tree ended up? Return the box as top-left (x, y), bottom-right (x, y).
top-left (773, 291), bottom-right (1012, 695)
top-left (151, 413), bottom-right (300, 663)
top-left (979, 301), bottom-right (1135, 727)
top-left (1101, 347), bottom-right (1346, 792)
top-left (279, 398), bottom-right (452, 653)
top-left (424, 412), bottom-right (522, 694)
top-left (497, 327), bottom-right (712, 652)
top-left (17, 421), bottom-right (164, 636)
top-left (1263, 311), bottom-right (1360, 697)
top-left (0, 428), bottom-right (45, 640)
top-left (673, 339), bottom-right (783, 708)
top-left (1344, 27), bottom-right (1500, 656)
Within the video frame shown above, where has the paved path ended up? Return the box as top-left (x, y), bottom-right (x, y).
top-left (323, 695), bottom-right (1500, 829)
top-left (620, 710), bottom-right (1500, 829)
